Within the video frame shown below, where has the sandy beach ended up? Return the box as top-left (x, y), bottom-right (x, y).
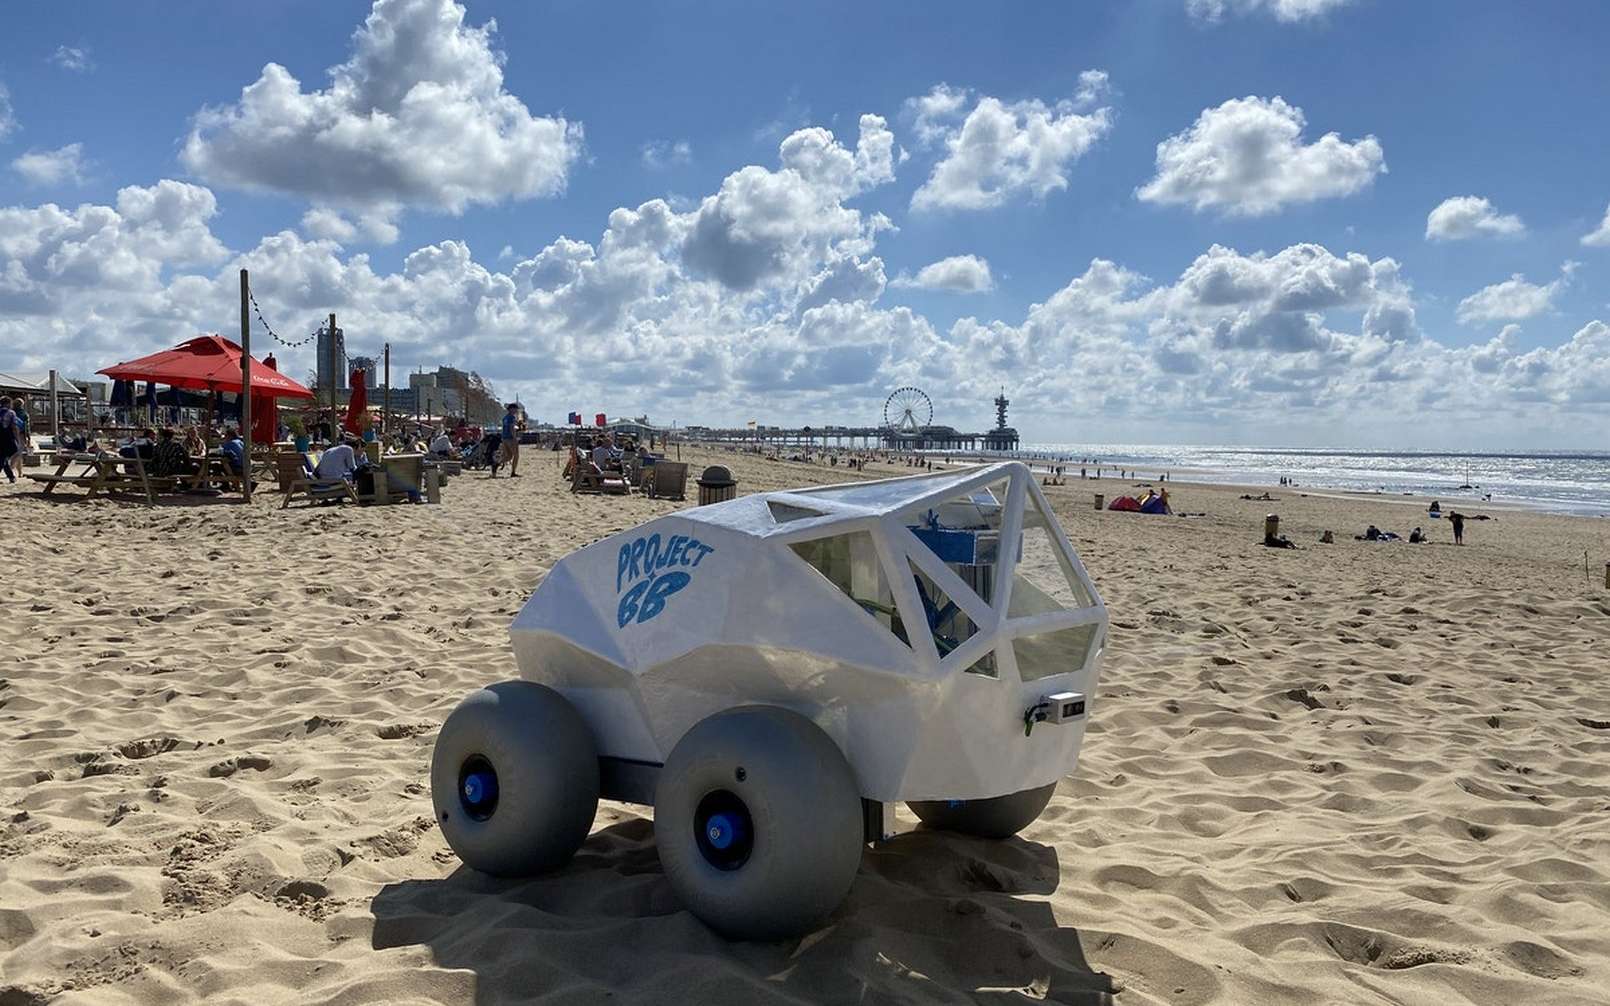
top-left (4, 447), bottom-right (1609, 1005)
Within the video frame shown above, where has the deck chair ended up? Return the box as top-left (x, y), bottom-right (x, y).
top-left (572, 462), bottom-right (630, 495)
top-left (382, 453), bottom-right (425, 503)
top-left (277, 453), bottom-right (359, 508)
top-left (646, 461), bottom-right (688, 500)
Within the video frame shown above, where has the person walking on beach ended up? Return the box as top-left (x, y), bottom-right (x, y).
top-left (0, 396), bottom-right (19, 483)
top-left (1449, 511), bottom-right (1466, 546)
top-left (500, 403), bottom-right (522, 478)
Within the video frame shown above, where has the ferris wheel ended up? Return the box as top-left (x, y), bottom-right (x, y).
top-left (883, 386), bottom-right (933, 432)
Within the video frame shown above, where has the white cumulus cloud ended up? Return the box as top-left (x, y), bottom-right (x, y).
top-left (1425, 195), bottom-right (1525, 241)
top-left (1581, 202), bottom-right (1610, 248)
top-left (1137, 95), bottom-right (1384, 216)
top-left (12, 143), bottom-right (87, 186)
top-left (891, 255), bottom-right (995, 293)
top-left (908, 81), bottom-right (1113, 212)
top-left (180, 0), bottom-right (582, 235)
top-left (1074, 70), bottom-right (1111, 109)
top-left (1456, 264), bottom-right (1573, 325)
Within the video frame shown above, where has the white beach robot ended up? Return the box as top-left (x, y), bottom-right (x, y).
top-left (430, 461), bottom-right (1108, 938)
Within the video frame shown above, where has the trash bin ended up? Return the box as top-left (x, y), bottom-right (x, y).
top-left (1093, 493), bottom-right (1103, 510)
top-left (1264, 514), bottom-right (1280, 543)
top-left (697, 465), bottom-right (737, 505)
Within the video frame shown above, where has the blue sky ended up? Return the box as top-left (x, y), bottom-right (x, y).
top-left (3, 0), bottom-right (1608, 446)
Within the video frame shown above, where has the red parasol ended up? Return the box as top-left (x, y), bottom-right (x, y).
top-left (343, 369), bottom-right (367, 435)
top-left (99, 335), bottom-right (314, 399)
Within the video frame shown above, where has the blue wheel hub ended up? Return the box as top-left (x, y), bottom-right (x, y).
top-left (458, 756), bottom-right (499, 821)
top-left (693, 790), bottom-right (753, 870)
top-left (704, 812), bottom-right (743, 850)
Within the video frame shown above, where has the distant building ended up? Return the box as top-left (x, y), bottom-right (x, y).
top-left (316, 326), bottom-right (347, 392)
top-left (348, 355), bottom-right (378, 388)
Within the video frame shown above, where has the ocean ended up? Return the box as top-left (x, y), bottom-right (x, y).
top-left (1010, 444), bottom-right (1610, 517)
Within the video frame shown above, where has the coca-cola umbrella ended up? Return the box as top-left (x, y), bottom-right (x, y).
top-left (99, 335), bottom-right (314, 399)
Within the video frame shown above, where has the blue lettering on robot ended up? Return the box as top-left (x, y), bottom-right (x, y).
top-left (616, 532), bottom-right (715, 627)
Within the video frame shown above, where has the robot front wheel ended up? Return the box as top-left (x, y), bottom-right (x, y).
top-left (907, 784), bottom-right (1057, 840)
top-left (430, 680), bottom-right (600, 876)
top-left (654, 705), bottom-right (864, 940)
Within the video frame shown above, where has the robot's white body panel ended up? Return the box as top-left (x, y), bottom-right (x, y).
top-left (510, 462), bottom-right (1108, 803)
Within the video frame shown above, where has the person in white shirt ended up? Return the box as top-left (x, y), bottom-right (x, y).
top-left (313, 438), bottom-right (361, 482)
top-left (429, 430), bottom-right (453, 457)
top-left (590, 433), bottom-right (616, 470)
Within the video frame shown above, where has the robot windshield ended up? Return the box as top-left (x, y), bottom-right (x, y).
top-left (787, 476), bottom-right (1099, 681)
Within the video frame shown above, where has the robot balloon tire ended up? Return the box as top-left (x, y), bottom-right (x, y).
top-left (907, 783), bottom-right (1056, 840)
top-left (430, 681), bottom-right (600, 876)
top-left (654, 706), bottom-right (863, 940)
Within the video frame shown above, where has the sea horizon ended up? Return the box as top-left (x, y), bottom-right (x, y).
top-left (999, 442), bottom-right (1610, 517)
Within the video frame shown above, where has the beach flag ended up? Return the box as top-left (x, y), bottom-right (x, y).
top-left (567, 411), bottom-right (580, 425)
top-left (595, 413), bottom-right (607, 427)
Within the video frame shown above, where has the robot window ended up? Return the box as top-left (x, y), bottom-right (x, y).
top-left (902, 479), bottom-right (1009, 606)
top-left (788, 532), bottom-right (911, 646)
top-left (1009, 492), bottom-right (1097, 616)
top-left (907, 558), bottom-right (994, 673)
top-left (1013, 622), bottom-right (1101, 683)
top-left (767, 500), bottom-right (825, 523)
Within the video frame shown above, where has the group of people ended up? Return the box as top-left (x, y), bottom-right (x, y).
top-left (0, 396), bottom-right (29, 484)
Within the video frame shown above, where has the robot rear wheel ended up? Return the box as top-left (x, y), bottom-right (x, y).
top-left (654, 705), bottom-right (863, 940)
top-left (430, 680), bottom-right (600, 876)
top-left (907, 783), bottom-right (1056, 840)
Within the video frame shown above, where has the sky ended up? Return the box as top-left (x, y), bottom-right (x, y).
top-left (2, 0), bottom-right (1609, 448)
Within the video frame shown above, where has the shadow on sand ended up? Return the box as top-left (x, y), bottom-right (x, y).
top-left (372, 817), bottom-right (1117, 1004)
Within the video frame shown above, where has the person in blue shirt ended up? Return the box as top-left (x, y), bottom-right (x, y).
top-left (500, 402), bottom-right (522, 478)
top-left (220, 427), bottom-right (245, 475)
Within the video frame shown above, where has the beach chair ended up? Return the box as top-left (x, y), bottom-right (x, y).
top-left (647, 461), bottom-right (688, 500)
top-left (277, 453), bottom-right (359, 508)
top-left (381, 453), bottom-right (425, 503)
top-left (572, 462), bottom-right (630, 495)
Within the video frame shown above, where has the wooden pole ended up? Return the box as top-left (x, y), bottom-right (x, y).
top-left (383, 342), bottom-right (391, 436)
top-left (48, 368), bottom-right (60, 437)
top-left (239, 269), bottom-right (252, 501)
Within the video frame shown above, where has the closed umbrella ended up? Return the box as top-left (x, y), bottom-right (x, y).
top-left (343, 369), bottom-right (367, 436)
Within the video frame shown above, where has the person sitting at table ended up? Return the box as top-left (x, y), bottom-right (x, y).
top-left (183, 426), bottom-right (206, 457)
top-left (590, 433), bottom-right (617, 470)
top-left (313, 435), bottom-right (362, 484)
top-left (220, 427), bottom-right (246, 475)
top-left (429, 428), bottom-right (453, 458)
top-left (121, 427), bottom-right (158, 461)
top-left (149, 427), bottom-right (196, 478)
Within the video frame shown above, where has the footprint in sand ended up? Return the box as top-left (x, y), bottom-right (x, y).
top-left (207, 755), bottom-right (274, 778)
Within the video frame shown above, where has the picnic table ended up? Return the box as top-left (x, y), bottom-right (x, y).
top-left (29, 452), bottom-right (156, 504)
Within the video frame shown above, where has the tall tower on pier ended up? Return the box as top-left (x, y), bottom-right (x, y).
top-left (984, 388), bottom-right (1019, 451)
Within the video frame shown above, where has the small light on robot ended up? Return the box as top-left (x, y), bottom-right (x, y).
top-left (1045, 691), bottom-right (1086, 723)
